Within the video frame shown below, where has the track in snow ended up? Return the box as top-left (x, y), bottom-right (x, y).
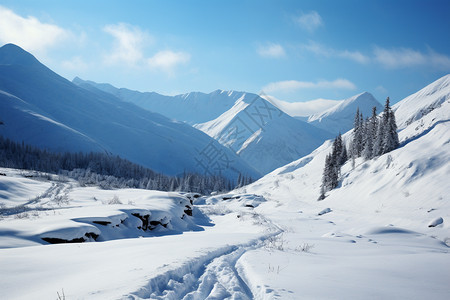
top-left (125, 211), bottom-right (283, 300)
top-left (0, 181), bottom-right (73, 216)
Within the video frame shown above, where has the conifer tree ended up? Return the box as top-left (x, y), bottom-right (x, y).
top-left (381, 97), bottom-right (399, 154)
top-left (363, 106), bottom-right (378, 159)
top-left (351, 108), bottom-right (364, 158)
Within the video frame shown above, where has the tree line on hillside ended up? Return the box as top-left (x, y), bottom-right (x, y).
top-left (319, 97), bottom-right (399, 200)
top-left (0, 135), bottom-right (252, 194)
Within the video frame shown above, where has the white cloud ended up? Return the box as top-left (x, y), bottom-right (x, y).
top-left (295, 11), bottom-right (323, 32)
top-left (147, 50), bottom-right (190, 75)
top-left (375, 85), bottom-right (388, 95)
top-left (301, 41), bottom-right (370, 64)
top-left (339, 50), bottom-right (370, 64)
top-left (103, 23), bottom-right (190, 75)
top-left (0, 5), bottom-right (68, 53)
top-left (103, 23), bottom-right (149, 65)
top-left (61, 56), bottom-right (88, 71)
top-left (257, 43), bottom-right (285, 58)
top-left (374, 46), bottom-right (450, 69)
top-left (263, 78), bottom-right (356, 93)
top-left (373, 47), bottom-right (425, 68)
top-left (301, 40), bottom-right (331, 57)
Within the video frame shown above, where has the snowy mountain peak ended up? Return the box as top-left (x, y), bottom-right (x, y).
top-left (0, 43), bottom-right (41, 67)
top-left (309, 91), bottom-right (379, 122)
top-left (307, 91), bottom-right (382, 135)
top-left (195, 94), bottom-right (332, 174)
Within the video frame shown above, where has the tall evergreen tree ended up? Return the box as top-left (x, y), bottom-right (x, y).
top-left (379, 97), bottom-right (399, 154)
top-left (351, 108), bottom-right (364, 158)
top-left (363, 106), bottom-right (378, 159)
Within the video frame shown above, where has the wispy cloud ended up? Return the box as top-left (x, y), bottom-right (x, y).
top-left (61, 56), bottom-right (88, 71)
top-left (339, 50), bottom-right (370, 64)
top-left (103, 23), bottom-right (190, 76)
top-left (147, 50), bottom-right (190, 76)
top-left (263, 78), bottom-right (356, 93)
top-left (0, 5), bottom-right (68, 53)
top-left (373, 46), bottom-right (450, 69)
top-left (295, 11), bottom-right (323, 32)
top-left (103, 23), bottom-right (149, 65)
top-left (301, 41), bottom-right (450, 70)
top-left (301, 41), bottom-right (370, 64)
top-left (257, 43), bottom-right (285, 58)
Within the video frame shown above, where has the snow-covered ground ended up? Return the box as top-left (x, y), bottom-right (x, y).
top-left (0, 169), bottom-right (279, 299)
top-left (1, 74), bottom-right (449, 299)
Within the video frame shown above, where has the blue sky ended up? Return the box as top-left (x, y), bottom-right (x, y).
top-left (0, 0), bottom-right (449, 103)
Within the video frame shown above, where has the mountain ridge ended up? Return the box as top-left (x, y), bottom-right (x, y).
top-left (0, 44), bottom-right (260, 180)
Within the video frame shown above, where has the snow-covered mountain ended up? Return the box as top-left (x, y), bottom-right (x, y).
top-left (0, 44), bottom-right (259, 180)
top-left (73, 77), bottom-right (245, 125)
top-left (75, 78), bottom-right (336, 175)
top-left (308, 92), bottom-right (382, 135)
top-left (393, 74), bottom-right (450, 130)
top-left (233, 75), bottom-right (450, 296)
top-left (1, 67), bottom-right (449, 299)
top-left (195, 94), bottom-right (333, 174)
top-left (244, 74), bottom-right (449, 218)
top-left (261, 94), bottom-right (341, 118)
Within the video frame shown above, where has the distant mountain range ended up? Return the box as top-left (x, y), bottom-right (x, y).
top-left (0, 44), bottom-right (260, 180)
top-left (0, 43), bottom-right (389, 178)
top-left (77, 78), bottom-right (383, 174)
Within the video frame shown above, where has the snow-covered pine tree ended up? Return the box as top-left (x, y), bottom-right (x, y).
top-left (381, 97), bottom-right (399, 154)
top-left (320, 134), bottom-right (347, 199)
top-left (362, 106), bottom-right (378, 159)
top-left (351, 108), bottom-right (364, 158)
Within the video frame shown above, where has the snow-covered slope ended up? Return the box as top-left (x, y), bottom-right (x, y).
top-left (231, 75), bottom-right (450, 298)
top-left (73, 77), bottom-right (246, 125)
top-left (0, 44), bottom-right (259, 180)
top-left (308, 92), bottom-right (382, 135)
top-left (0, 90), bottom-right (106, 153)
top-left (0, 75), bottom-right (449, 300)
top-left (393, 74), bottom-right (450, 130)
top-left (195, 94), bottom-right (333, 174)
top-left (0, 168), bottom-right (275, 299)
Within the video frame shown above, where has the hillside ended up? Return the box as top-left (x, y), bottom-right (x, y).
top-left (195, 94), bottom-right (332, 174)
top-left (308, 92), bottom-right (383, 135)
top-left (0, 44), bottom-right (260, 180)
top-left (73, 77), bottom-right (245, 125)
top-left (0, 73), bottom-right (448, 299)
top-left (233, 74), bottom-right (450, 298)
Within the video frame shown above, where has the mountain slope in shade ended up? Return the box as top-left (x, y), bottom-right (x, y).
top-left (73, 77), bottom-right (246, 125)
top-left (308, 92), bottom-right (382, 135)
top-left (195, 94), bottom-right (333, 174)
top-left (0, 44), bottom-right (260, 179)
top-left (0, 90), bottom-right (105, 153)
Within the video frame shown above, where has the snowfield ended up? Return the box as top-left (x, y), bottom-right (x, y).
top-left (0, 74), bottom-right (449, 299)
top-left (0, 169), bottom-right (278, 299)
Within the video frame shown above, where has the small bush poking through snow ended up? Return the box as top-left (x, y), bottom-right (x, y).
top-left (106, 195), bottom-right (122, 205)
top-left (295, 243), bottom-right (315, 253)
top-left (14, 212), bottom-right (29, 219)
top-left (264, 234), bottom-right (287, 251)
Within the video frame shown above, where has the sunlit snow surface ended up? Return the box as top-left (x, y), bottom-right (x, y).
top-left (1, 76), bottom-right (450, 299)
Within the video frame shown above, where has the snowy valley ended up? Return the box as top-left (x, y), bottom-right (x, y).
top-left (0, 43), bottom-right (449, 300)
